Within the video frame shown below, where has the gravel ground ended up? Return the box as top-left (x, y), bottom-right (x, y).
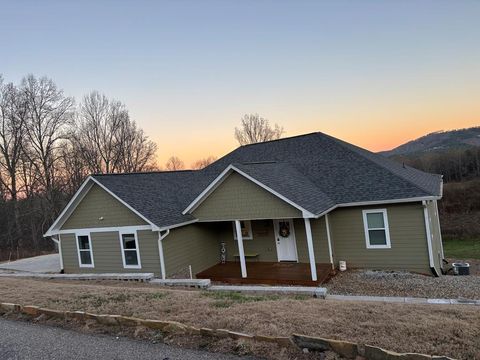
top-left (326, 269), bottom-right (480, 299)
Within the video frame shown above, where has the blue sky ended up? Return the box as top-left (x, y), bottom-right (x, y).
top-left (1, 0), bottom-right (479, 164)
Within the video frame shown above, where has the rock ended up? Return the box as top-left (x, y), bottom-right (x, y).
top-left (96, 314), bottom-right (120, 326)
top-left (38, 308), bottom-right (65, 319)
top-left (21, 305), bottom-right (40, 317)
top-left (227, 331), bottom-right (254, 340)
top-left (0, 303), bottom-right (19, 313)
top-left (117, 316), bottom-right (142, 327)
top-left (140, 319), bottom-right (171, 330)
top-left (163, 321), bottom-right (189, 335)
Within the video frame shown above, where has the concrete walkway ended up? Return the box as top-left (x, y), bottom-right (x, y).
top-left (0, 254), bottom-right (60, 273)
top-left (326, 294), bottom-right (480, 306)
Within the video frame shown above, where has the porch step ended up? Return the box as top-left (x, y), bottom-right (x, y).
top-left (208, 285), bottom-right (327, 298)
top-left (149, 278), bottom-right (211, 288)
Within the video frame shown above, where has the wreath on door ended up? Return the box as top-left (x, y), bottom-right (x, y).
top-left (279, 221), bottom-right (290, 237)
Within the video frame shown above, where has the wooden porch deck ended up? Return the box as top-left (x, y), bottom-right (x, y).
top-left (196, 261), bottom-right (333, 286)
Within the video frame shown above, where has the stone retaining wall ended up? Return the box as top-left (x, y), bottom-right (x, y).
top-left (0, 302), bottom-right (455, 360)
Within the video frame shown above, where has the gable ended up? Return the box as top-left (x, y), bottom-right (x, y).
top-left (191, 172), bottom-right (302, 221)
top-left (61, 184), bottom-right (148, 230)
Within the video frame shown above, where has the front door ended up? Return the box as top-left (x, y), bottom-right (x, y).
top-left (274, 219), bottom-right (298, 262)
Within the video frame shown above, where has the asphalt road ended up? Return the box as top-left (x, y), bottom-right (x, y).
top-left (0, 318), bottom-right (253, 360)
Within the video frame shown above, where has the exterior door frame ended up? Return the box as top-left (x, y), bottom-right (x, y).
top-left (273, 219), bottom-right (299, 262)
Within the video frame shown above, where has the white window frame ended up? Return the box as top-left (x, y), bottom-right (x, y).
top-left (75, 232), bottom-right (94, 268)
top-left (119, 229), bottom-right (142, 269)
top-left (232, 220), bottom-right (253, 240)
top-left (362, 209), bottom-right (391, 249)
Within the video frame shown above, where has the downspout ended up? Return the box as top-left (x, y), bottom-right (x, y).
top-left (422, 201), bottom-right (439, 277)
top-left (51, 235), bottom-right (64, 273)
top-left (157, 229), bottom-right (170, 279)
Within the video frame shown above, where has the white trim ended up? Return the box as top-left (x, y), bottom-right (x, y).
top-left (56, 225), bottom-right (152, 235)
top-left (235, 220), bottom-right (247, 278)
top-left (75, 231), bottom-right (94, 268)
top-left (44, 176), bottom-right (160, 237)
top-left (119, 228), bottom-right (142, 269)
top-left (157, 219), bottom-right (198, 232)
top-left (273, 219), bottom-right (299, 262)
top-left (51, 235), bottom-right (64, 271)
top-left (44, 178), bottom-right (94, 236)
top-left (157, 230), bottom-right (170, 280)
top-left (422, 200), bottom-right (435, 270)
top-left (232, 220), bottom-right (253, 240)
top-left (91, 177), bottom-right (159, 231)
top-left (182, 165), bottom-right (316, 217)
top-left (434, 200), bottom-right (445, 260)
top-left (324, 213), bottom-right (334, 268)
top-left (304, 218), bottom-right (317, 281)
top-left (362, 209), bottom-right (391, 249)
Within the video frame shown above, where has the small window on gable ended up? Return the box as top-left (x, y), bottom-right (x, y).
top-left (76, 234), bottom-right (94, 267)
top-left (232, 220), bottom-right (253, 240)
top-left (362, 209), bottom-right (391, 249)
top-left (120, 231), bottom-right (141, 268)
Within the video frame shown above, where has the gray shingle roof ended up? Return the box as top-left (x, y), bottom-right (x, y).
top-left (92, 132), bottom-right (442, 229)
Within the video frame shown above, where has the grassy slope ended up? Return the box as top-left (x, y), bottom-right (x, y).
top-left (443, 238), bottom-right (480, 259)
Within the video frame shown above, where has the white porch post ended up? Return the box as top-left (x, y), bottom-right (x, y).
top-left (304, 218), bottom-right (317, 281)
top-left (157, 230), bottom-right (170, 280)
top-left (234, 220), bottom-right (247, 278)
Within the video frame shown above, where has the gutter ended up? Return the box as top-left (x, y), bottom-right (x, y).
top-left (422, 200), bottom-right (439, 277)
top-left (50, 235), bottom-right (64, 273)
top-left (157, 229), bottom-right (170, 280)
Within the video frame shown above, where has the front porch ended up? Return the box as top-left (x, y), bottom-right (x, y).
top-left (197, 261), bottom-right (334, 286)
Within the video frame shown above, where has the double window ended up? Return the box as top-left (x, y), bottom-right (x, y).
top-left (76, 233), bottom-right (94, 267)
top-left (232, 220), bottom-right (253, 240)
top-left (362, 209), bottom-right (391, 249)
top-left (119, 231), bottom-right (141, 268)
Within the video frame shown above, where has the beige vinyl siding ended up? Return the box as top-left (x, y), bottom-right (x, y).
top-left (329, 203), bottom-right (431, 274)
top-left (62, 184), bottom-right (147, 230)
top-left (192, 172), bottom-right (302, 221)
top-left (294, 218), bottom-right (332, 264)
top-left (60, 230), bottom-right (161, 275)
top-left (162, 223), bottom-right (220, 277)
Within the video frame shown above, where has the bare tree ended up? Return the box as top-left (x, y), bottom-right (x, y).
top-left (0, 78), bottom-right (27, 201)
top-left (191, 156), bottom-right (217, 170)
top-left (75, 91), bottom-right (157, 174)
top-left (234, 113), bottom-right (284, 145)
top-left (21, 75), bottom-right (75, 210)
top-left (165, 156), bottom-right (184, 171)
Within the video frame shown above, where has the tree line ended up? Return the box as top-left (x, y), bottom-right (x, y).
top-left (0, 74), bottom-right (284, 261)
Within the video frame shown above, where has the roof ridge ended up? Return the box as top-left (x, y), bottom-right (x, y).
top-left (240, 132), bottom-right (320, 147)
top-left (92, 169), bottom-right (196, 177)
top-left (319, 133), bottom-right (437, 195)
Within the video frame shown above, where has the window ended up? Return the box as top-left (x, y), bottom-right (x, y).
top-left (362, 209), bottom-right (391, 249)
top-left (232, 220), bottom-right (253, 240)
top-left (119, 231), bottom-right (141, 268)
top-left (76, 233), bottom-right (94, 267)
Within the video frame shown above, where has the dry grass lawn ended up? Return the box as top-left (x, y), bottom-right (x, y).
top-left (0, 278), bottom-right (478, 359)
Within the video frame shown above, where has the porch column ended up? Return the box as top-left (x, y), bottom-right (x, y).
top-left (325, 214), bottom-right (334, 269)
top-left (234, 220), bottom-right (247, 278)
top-left (304, 218), bottom-right (317, 281)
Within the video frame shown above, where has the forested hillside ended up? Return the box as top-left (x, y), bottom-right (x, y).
top-left (384, 127), bottom-right (480, 239)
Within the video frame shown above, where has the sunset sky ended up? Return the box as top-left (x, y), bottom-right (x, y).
top-left (1, 0), bottom-right (479, 166)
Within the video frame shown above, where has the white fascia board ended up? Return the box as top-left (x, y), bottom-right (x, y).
top-left (44, 177), bottom-right (95, 237)
top-left (157, 219), bottom-right (199, 232)
top-left (89, 177), bottom-right (159, 230)
top-left (182, 164), bottom-right (315, 218)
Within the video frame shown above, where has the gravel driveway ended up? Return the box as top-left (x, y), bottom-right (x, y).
top-left (0, 254), bottom-right (60, 273)
top-left (326, 269), bottom-right (480, 299)
top-left (0, 318), bottom-right (252, 360)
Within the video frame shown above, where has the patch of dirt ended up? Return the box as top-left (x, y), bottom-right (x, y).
top-left (326, 269), bottom-right (480, 299)
top-left (0, 277), bottom-right (478, 359)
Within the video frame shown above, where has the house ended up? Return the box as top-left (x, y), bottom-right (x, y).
top-left (44, 132), bottom-right (445, 285)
